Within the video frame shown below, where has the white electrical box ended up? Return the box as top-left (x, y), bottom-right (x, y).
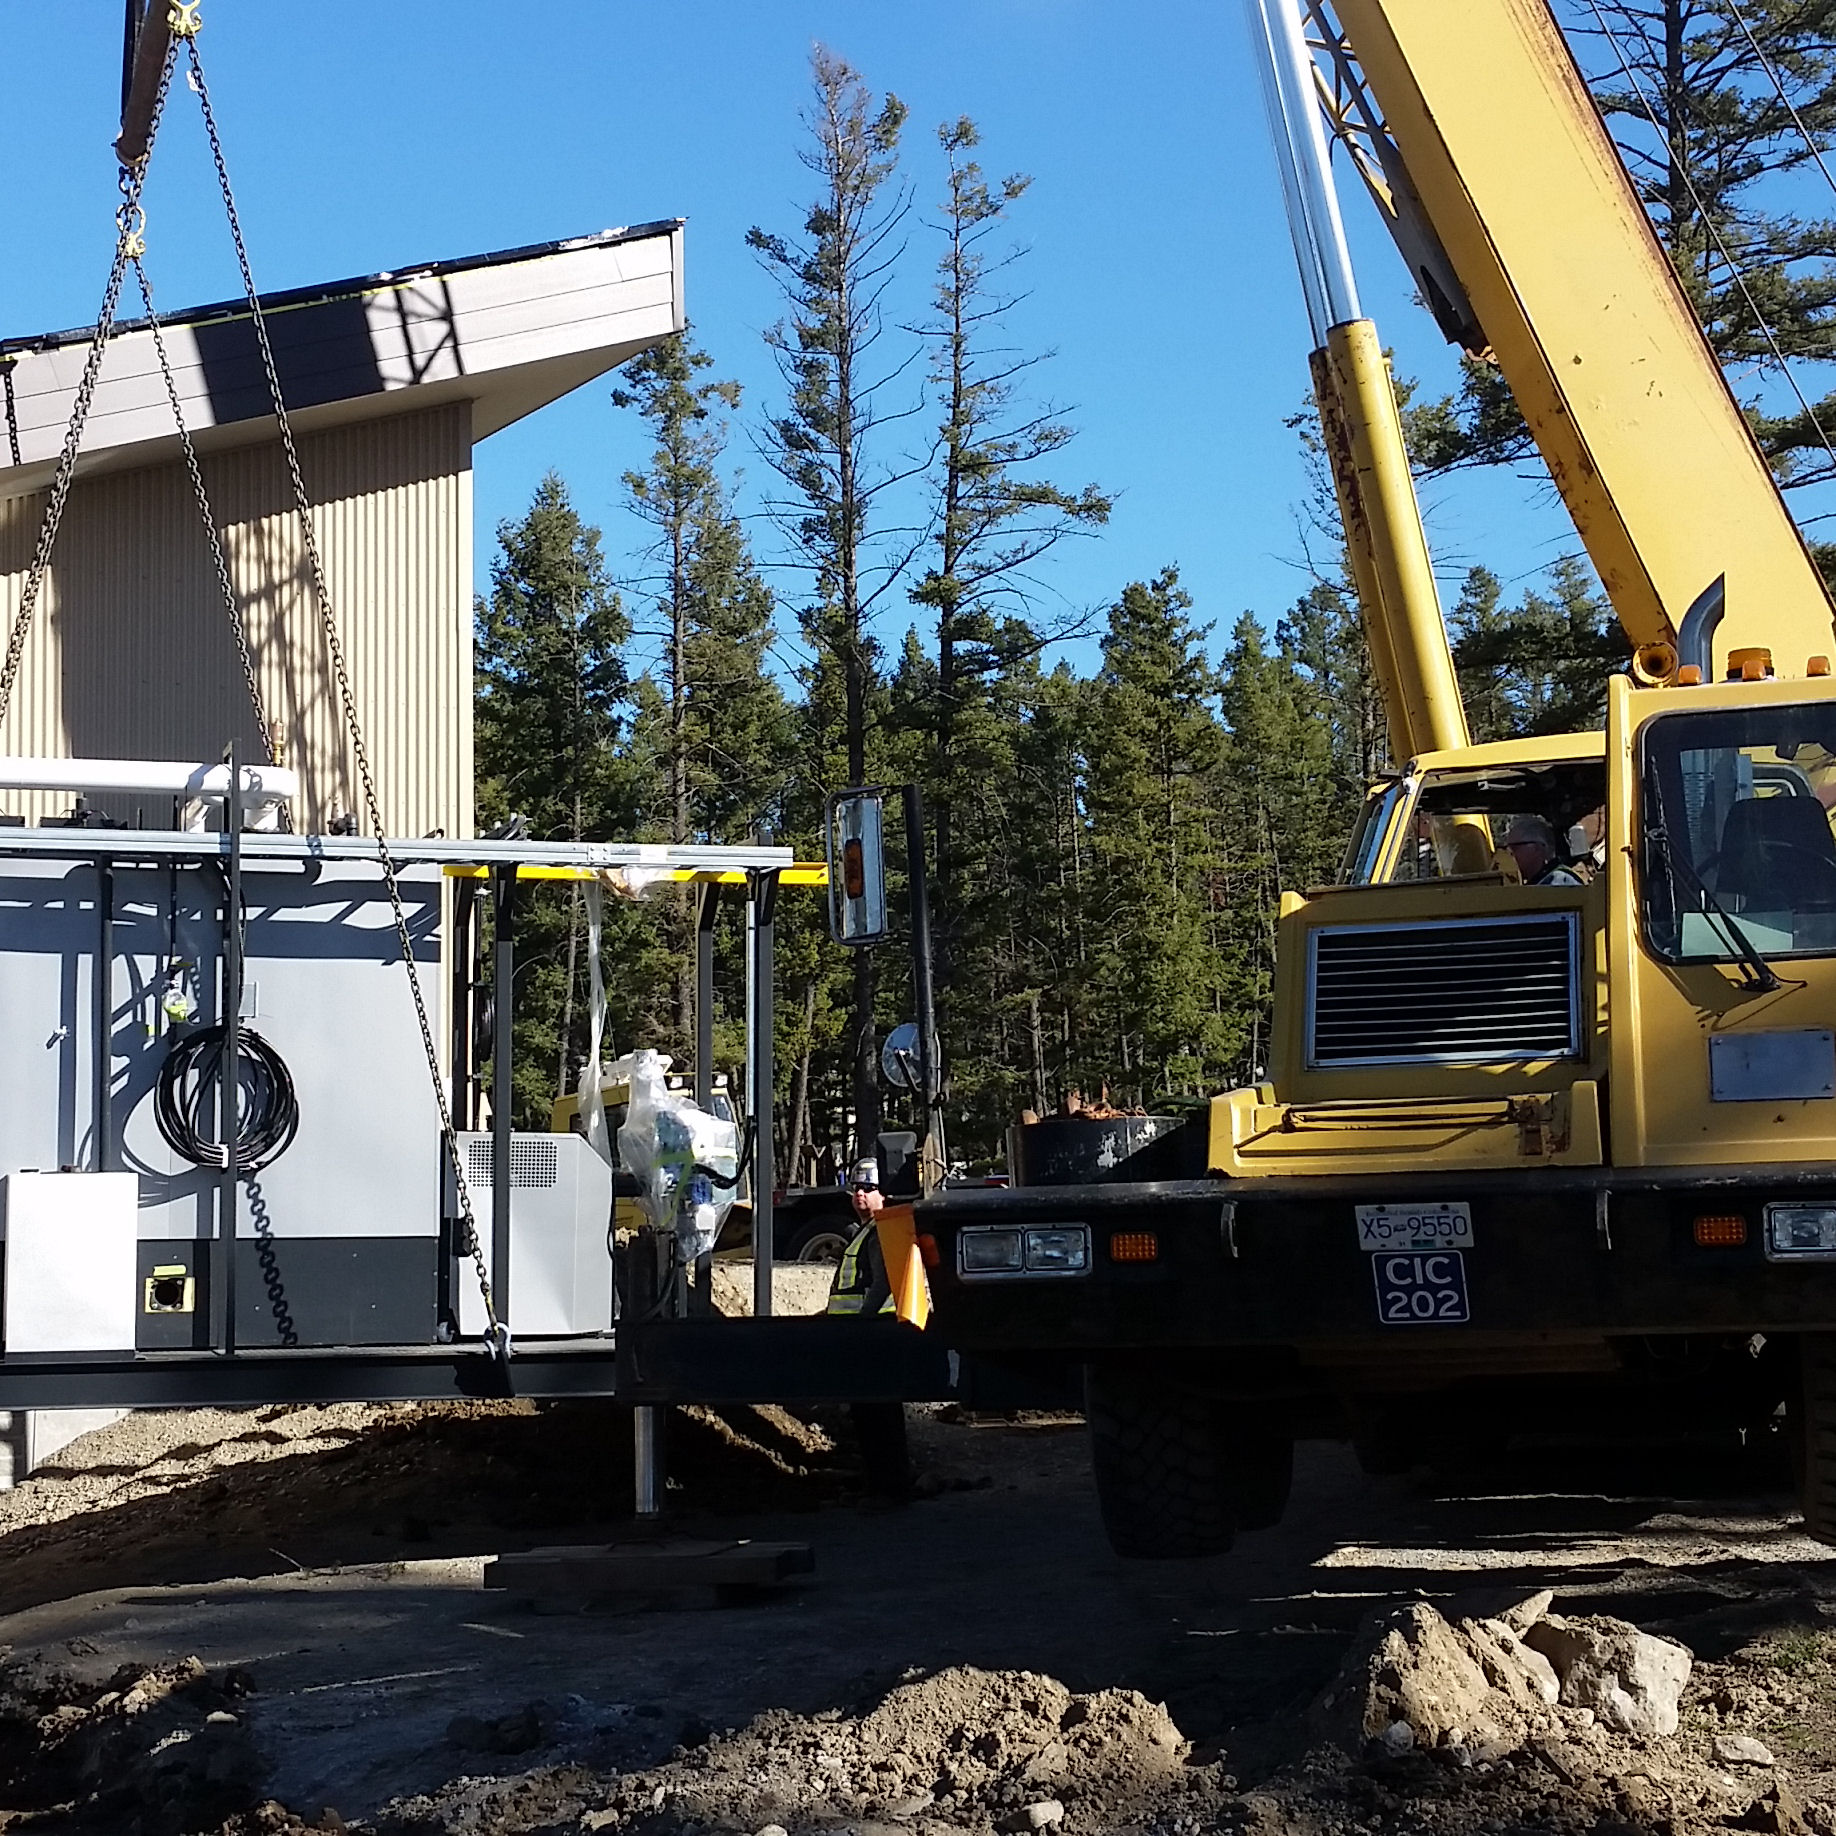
top-left (451, 1134), bottom-right (614, 1337)
top-left (1, 1172), bottom-right (139, 1354)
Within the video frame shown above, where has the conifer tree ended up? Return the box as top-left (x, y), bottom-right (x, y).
top-left (1452, 555), bottom-right (1630, 737)
top-left (912, 119), bottom-right (1110, 948)
top-left (748, 47), bottom-right (916, 1149)
top-left (475, 475), bottom-right (635, 1124)
top-left (613, 334), bottom-right (791, 1053)
top-left (1081, 569), bottom-right (1234, 1103)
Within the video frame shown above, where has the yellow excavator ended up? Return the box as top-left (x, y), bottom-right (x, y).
top-left (919, 0), bottom-right (1836, 1556)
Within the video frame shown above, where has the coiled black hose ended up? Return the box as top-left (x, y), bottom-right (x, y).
top-left (153, 1023), bottom-right (300, 1170)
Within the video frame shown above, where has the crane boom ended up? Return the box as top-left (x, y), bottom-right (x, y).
top-left (1327, 0), bottom-right (1835, 678)
top-left (1249, 0), bottom-right (1468, 763)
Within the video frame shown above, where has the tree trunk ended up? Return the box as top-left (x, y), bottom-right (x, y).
top-left (786, 981), bottom-right (818, 1185)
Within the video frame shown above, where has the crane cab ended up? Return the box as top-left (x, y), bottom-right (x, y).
top-left (1212, 673), bottom-right (1836, 1179)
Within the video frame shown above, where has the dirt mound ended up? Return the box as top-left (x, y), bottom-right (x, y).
top-left (369, 1664), bottom-right (1217, 1835)
top-left (0, 1399), bottom-right (866, 1614)
top-left (0, 1654), bottom-right (265, 1835)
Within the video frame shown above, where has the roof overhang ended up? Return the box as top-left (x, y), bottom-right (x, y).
top-left (0, 221), bottom-right (685, 502)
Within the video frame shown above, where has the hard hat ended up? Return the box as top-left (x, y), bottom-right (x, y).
top-left (849, 1157), bottom-right (881, 1191)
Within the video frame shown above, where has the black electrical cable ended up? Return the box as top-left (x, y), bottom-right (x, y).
top-left (154, 1023), bottom-right (299, 1171)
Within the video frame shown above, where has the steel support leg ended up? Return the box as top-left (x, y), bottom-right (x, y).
top-left (633, 1403), bottom-right (663, 1519)
top-left (748, 870), bottom-right (780, 1319)
top-left (490, 865), bottom-right (520, 1330)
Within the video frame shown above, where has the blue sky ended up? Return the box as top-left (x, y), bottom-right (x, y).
top-left (0, 2), bottom-right (1585, 683)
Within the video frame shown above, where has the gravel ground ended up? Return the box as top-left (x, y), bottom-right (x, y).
top-left (0, 1402), bottom-right (1828, 1834)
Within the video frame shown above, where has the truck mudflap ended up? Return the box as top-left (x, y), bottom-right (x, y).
top-left (919, 1169), bottom-right (1836, 1355)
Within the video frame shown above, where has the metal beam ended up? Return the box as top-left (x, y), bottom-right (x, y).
top-left (115, 1), bottom-right (174, 168)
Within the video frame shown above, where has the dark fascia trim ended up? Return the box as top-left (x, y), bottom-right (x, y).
top-left (0, 220), bottom-right (686, 360)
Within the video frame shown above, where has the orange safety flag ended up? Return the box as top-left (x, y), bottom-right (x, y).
top-left (873, 1202), bottom-right (931, 1330)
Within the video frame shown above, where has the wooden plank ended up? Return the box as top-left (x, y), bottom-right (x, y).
top-left (483, 1538), bottom-right (814, 1595)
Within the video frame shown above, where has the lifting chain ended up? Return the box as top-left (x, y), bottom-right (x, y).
top-left (131, 254), bottom-right (283, 772)
top-left (183, 35), bottom-right (508, 1366)
top-left (0, 47), bottom-right (178, 740)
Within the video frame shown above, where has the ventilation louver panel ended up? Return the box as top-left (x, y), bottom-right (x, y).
top-left (465, 1136), bottom-right (560, 1189)
top-left (1307, 914), bottom-right (1580, 1067)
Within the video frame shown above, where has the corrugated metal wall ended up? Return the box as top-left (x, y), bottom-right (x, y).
top-left (0, 401), bottom-right (473, 837)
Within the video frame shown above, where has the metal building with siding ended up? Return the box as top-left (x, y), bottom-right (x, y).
top-left (0, 222), bottom-right (685, 835)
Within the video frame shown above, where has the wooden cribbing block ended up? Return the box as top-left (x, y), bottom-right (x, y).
top-left (483, 1538), bottom-right (815, 1595)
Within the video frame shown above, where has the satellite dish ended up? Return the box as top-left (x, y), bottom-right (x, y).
top-left (882, 1021), bottom-right (921, 1091)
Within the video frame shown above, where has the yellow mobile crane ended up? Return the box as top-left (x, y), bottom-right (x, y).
top-left (916, 0), bottom-right (1836, 1557)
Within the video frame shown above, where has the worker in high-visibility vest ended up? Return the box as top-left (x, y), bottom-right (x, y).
top-left (825, 1156), bottom-right (931, 1329)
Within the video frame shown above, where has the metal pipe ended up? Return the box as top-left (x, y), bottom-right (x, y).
top-left (749, 870), bottom-right (780, 1320)
top-left (1679, 574), bottom-right (1728, 678)
top-left (115, 0), bottom-right (173, 167)
top-left (902, 785), bottom-right (946, 1192)
top-left (440, 876), bottom-right (477, 1332)
top-left (690, 882), bottom-right (721, 1316)
top-left (633, 1404), bottom-right (663, 1518)
top-left (1245, 0), bottom-right (1330, 342)
top-left (490, 866), bottom-right (518, 1331)
top-left (1268, 0), bottom-right (1363, 328)
top-left (449, 877), bottom-right (476, 1131)
top-left (93, 861), bottom-right (114, 1174)
top-left (217, 752), bottom-right (242, 1356)
top-left (695, 883), bottom-right (718, 1112)
top-left (121, 0), bottom-right (148, 122)
top-left (1248, 0), bottom-right (1364, 332)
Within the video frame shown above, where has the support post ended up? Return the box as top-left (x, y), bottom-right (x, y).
top-left (901, 784), bottom-right (946, 1192)
top-left (689, 881), bottom-right (721, 1315)
top-left (695, 882), bottom-right (719, 1110)
top-left (633, 1404), bottom-right (663, 1520)
top-left (93, 860), bottom-right (114, 1174)
top-left (748, 869), bottom-right (780, 1319)
top-left (490, 865), bottom-right (519, 1331)
top-left (215, 750), bottom-right (243, 1356)
top-left (449, 876), bottom-right (477, 1130)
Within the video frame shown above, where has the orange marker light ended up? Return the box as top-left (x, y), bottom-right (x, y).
top-left (1811, 656), bottom-right (1832, 678)
top-left (1677, 665), bottom-right (1703, 686)
top-left (1110, 1231), bottom-right (1159, 1263)
top-left (1693, 1214), bottom-right (1748, 1248)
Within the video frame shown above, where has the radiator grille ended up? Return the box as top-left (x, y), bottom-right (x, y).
top-left (465, 1136), bottom-right (559, 1189)
top-left (1307, 914), bottom-right (1580, 1067)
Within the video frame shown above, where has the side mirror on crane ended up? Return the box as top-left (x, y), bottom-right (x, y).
top-left (825, 788), bottom-right (889, 946)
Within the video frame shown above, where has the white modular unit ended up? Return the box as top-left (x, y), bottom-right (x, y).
top-left (451, 1132), bottom-right (614, 1338)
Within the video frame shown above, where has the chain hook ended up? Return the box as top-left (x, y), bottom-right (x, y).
top-left (116, 202), bottom-right (148, 261)
top-left (167, 2), bottom-right (202, 38)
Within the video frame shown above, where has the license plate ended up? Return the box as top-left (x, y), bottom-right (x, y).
top-left (1372, 1250), bottom-right (1470, 1326)
top-left (1356, 1201), bottom-right (1473, 1253)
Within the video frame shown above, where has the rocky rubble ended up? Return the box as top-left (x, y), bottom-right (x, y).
top-left (0, 1653), bottom-right (267, 1835)
top-left (1313, 1586), bottom-right (1695, 1759)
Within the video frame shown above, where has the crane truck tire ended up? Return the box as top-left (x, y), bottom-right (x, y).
top-left (1084, 1363), bottom-right (1292, 1559)
top-left (1798, 1335), bottom-right (1836, 1545)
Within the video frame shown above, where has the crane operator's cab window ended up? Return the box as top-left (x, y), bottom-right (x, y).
top-left (1641, 704), bottom-right (1836, 962)
top-left (1341, 759), bottom-right (1607, 885)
